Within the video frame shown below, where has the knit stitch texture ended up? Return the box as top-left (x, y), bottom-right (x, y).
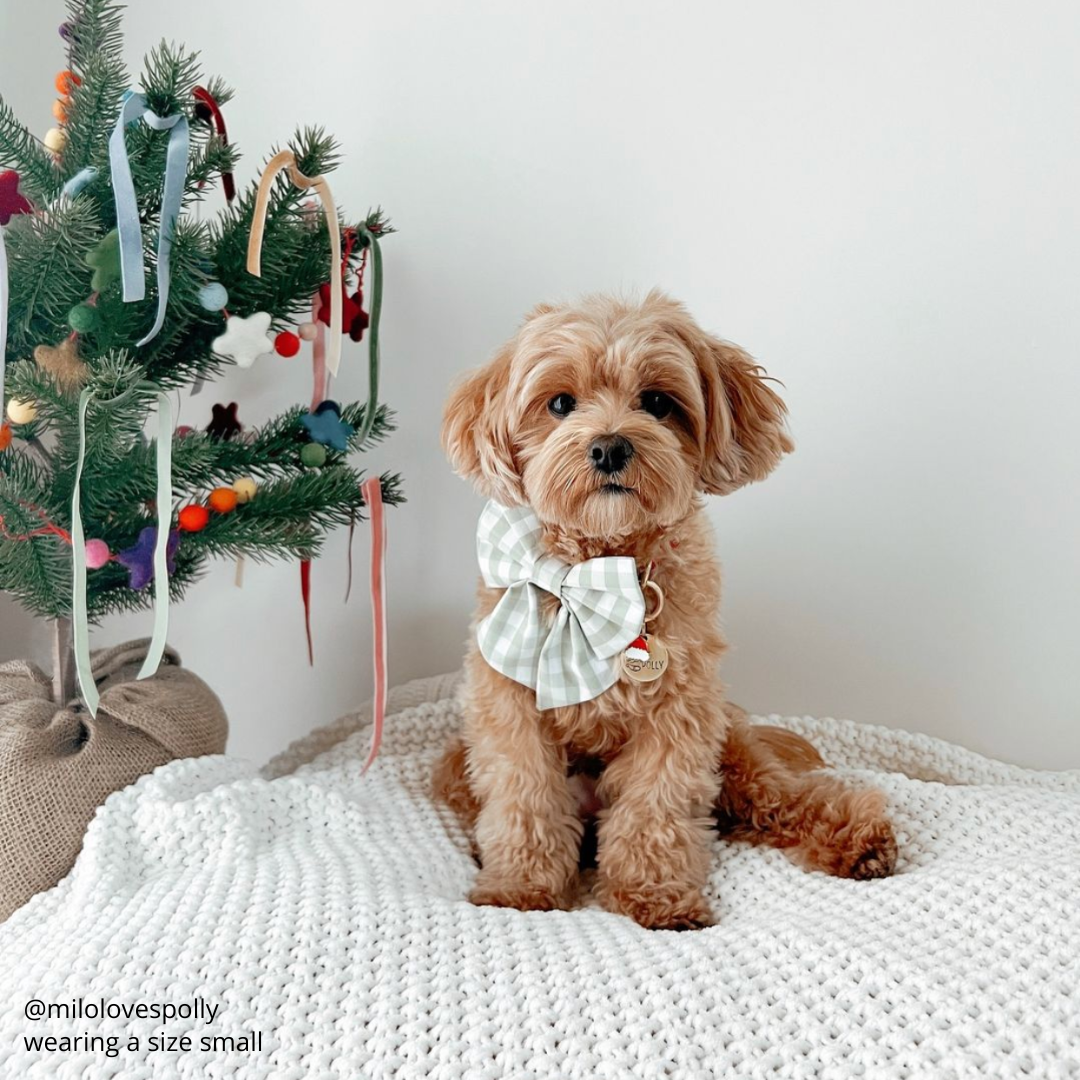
top-left (1, 673), bottom-right (1078, 1078)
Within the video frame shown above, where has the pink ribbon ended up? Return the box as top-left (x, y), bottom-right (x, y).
top-left (360, 476), bottom-right (387, 773)
top-left (310, 290), bottom-right (328, 412)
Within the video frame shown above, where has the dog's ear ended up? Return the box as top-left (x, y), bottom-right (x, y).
top-left (694, 334), bottom-right (793, 495)
top-left (442, 341), bottom-right (526, 505)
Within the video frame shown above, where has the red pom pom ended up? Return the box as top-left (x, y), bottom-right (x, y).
top-left (274, 331), bottom-right (300, 358)
top-left (55, 70), bottom-right (81, 95)
top-left (178, 504), bottom-right (210, 532)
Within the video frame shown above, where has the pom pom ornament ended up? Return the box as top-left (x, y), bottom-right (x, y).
top-left (84, 229), bottom-right (121, 291)
top-left (62, 166), bottom-right (97, 199)
top-left (43, 127), bottom-right (68, 155)
top-left (231, 477), bottom-right (257, 504)
top-left (197, 282), bottom-right (228, 311)
top-left (274, 331), bottom-right (300, 357)
top-left (178, 504), bottom-right (210, 532)
top-left (205, 402), bottom-right (242, 441)
top-left (0, 170), bottom-right (32, 226)
top-left (55, 70), bottom-right (81, 95)
top-left (0, 423), bottom-right (12, 451)
top-left (117, 526), bottom-right (180, 590)
top-left (6, 399), bottom-right (37, 425)
top-left (300, 443), bottom-right (327, 468)
top-left (34, 339), bottom-right (89, 391)
top-left (302, 400), bottom-right (355, 452)
top-left (52, 99), bottom-right (70, 124)
top-left (84, 539), bottom-right (111, 570)
top-left (67, 303), bottom-right (99, 333)
top-left (297, 322), bottom-right (318, 342)
top-left (208, 487), bottom-right (238, 513)
top-left (212, 312), bottom-right (275, 368)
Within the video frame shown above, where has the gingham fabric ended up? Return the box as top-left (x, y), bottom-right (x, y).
top-left (475, 500), bottom-right (646, 709)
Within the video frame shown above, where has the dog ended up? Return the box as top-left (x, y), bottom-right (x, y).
top-left (434, 290), bottom-right (897, 930)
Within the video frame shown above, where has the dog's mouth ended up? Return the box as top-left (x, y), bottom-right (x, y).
top-left (598, 483), bottom-right (635, 495)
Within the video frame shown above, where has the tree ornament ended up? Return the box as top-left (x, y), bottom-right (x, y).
top-left (0, 170), bottom-right (32, 225)
top-left (117, 526), bottom-right (180, 590)
top-left (67, 303), bottom-right (99, 333)
top-left (197, 281), bottom-right (228, 311)
top-left (55, 70), bottom-right (81, 95)
top-left (34, 339), bottom-right (89, 391)
top-left (52, 99), bottom-right (70, 124)
top-left (297, 322), bottom-right (318, 342)
top-left (6, 399), bottom-right (37, 425)
top-left (316, 281), bottom-right (366, 338)
top-left (58, 21), bottom-right (75, 41)
top-left (345, 285), bottom-right (370, 342)
top-left (43, 127), bottom-right (68, 155)
top-left (247, 149), bottom-right (343, 375)
top-left (84, 539), bottom-right (111, 570)
top-left (231, 477), bottom-right (257, 504)
top-left (208, 487), bottom-right (238, 513)
top-left (192, 86), bottom-right (236, 202)
top-left (205, 402), bottom-right (242, 441)
top-left (300, 443), bottom-right (327, 468)
top-left (84, 229), bottom-right (121, 291)
top-left (62, 166), bottom-right (97, 199)
top-left (0, 423), bottom-right (12, 451)
top-left (302, 399), bottom-right (355, 452)
top-left (178, 504), bottom-right (210, 532)
top-left (274, 330), bottom-right (300, 357)
top-left (212, 312), bottom-right (275, 368)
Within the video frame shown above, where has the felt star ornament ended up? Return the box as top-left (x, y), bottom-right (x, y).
top-left (212, 311), bottom-right (275, 368)
top-left (116, 526), bottom-right (180, 591)
top-left (206, 402), bottom-right (242, 441)
top-left (346, 286), bottom-right (370, 343)
top-left (302, 399), bottom-right (355, 452)
top-left (34, 339), bottom-right (89, 391)
top-left (83, 229), bottom-right (121, 291)
top-left (0, 170), bottom-right (32, 225)
top-left (316, 282), bottom-right (364, 336)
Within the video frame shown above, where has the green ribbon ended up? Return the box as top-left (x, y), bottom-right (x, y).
top-left (71, 385), bottom-right (174, 713)
top-left (355, 231), bottom-right (383, 445)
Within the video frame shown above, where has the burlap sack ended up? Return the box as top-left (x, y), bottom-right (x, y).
top-left (0, 639), bottom-right (227, 920)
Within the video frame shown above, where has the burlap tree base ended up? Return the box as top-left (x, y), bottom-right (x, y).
top-left (0, 640), bottom-right (227, 920)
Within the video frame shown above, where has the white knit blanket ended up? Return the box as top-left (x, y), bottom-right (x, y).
top-left (2, 674), bottom-right (1079, 1079)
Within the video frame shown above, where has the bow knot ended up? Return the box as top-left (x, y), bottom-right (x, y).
top-left (476, 501), bottom-right (646, 710)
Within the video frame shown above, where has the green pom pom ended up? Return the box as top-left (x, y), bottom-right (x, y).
top-left (68, 304), bottom-right (100, 333)
top-left (300, 443), bottom-right (327, 468)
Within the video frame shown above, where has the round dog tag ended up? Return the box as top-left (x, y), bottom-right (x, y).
top-left (622, 633), bottom-right (668, 683)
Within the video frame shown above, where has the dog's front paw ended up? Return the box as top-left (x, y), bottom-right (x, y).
top-left (468, 871), bottom-right (571, 912)
top-left (599, 884), bottom-right (715, 931)
top-left (845, 820), bottom-right (899, 880)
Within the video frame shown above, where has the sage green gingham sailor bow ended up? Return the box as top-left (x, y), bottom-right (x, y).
top-left (476, 500), bottom-right (646, 710)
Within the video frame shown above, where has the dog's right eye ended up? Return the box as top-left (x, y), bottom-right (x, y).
top-left (548, 393), bottom-right (577, 418)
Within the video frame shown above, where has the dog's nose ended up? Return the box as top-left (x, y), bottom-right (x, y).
top-left (588, 434), bottom-right (634, 475)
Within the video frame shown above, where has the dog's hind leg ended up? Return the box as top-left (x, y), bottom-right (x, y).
top-left (716, 713), bottom-right (898, 880)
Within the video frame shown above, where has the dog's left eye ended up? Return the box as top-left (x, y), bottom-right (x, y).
top-left (548, 393), bottom-right (577, 418)
top-left (640, 391), bottom-right (674, 420)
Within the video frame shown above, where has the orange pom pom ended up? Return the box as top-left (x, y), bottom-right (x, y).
top-left (208, 487), bottom-right (239, 514)
top-left (178, 504), bottom-right (210, 532)
top-left (55, 70), bottom-right (81, 95)
top-left (52, 98), bottom-right (70, 123)
top-left (0, 423), bottom-right (12, 451)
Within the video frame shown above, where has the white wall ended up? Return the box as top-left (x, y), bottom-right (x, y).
top-left (3, 2), bottom-right (1078, 768)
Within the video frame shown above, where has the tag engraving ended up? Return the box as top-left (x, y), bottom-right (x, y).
top-left (622, 634), bottom-right (669, 683)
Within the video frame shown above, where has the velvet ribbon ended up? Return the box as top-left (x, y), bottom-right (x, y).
top-left (0, 221), bottom-right (7, 414)
top-left (108, 91), bottom-right (190, 346)
top-left (360, 475), bottom-right (387, 773)
top-left (71, 386), bottom-right (173, 713)
top-left (247, 150), bottom-right (342, 376)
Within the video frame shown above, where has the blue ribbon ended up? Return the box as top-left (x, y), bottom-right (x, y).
top-left (108, 91), bottom-right (190, 346)
top-left (71, 385), bottom-right (174, 714)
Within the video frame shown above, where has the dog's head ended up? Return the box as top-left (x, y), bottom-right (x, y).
top-left (442, 291), bottom-right (793, 539)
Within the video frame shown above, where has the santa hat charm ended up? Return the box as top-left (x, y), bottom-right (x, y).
top-left (622, 632), bottom-right (669, 683)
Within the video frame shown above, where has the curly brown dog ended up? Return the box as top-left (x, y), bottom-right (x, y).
top-left (435, 291), bottom-right (897, 930)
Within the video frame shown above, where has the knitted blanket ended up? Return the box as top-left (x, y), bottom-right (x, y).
top-left (1, 673), bottom-right (1078, 1079)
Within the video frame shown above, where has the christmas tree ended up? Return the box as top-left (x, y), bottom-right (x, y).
top-left (0, 0), bottom-right (401, 705)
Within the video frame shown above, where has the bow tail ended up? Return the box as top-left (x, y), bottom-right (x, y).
top-left (535, 611), bottom-right (621, 710)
